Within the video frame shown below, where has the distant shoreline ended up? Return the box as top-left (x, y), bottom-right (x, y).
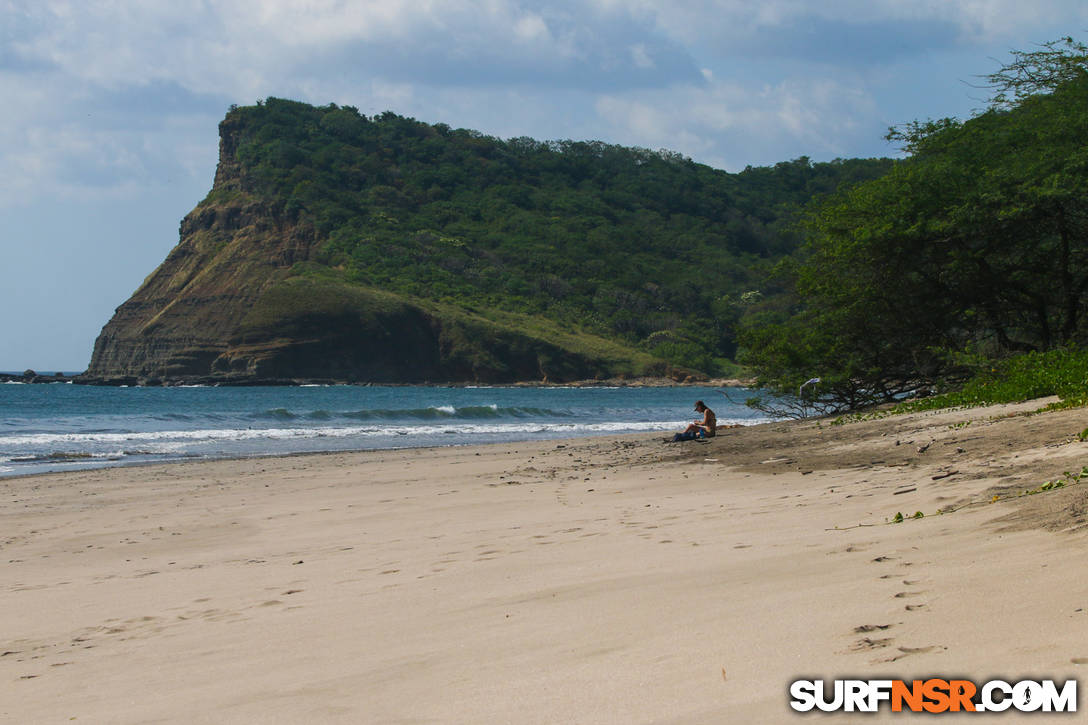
top-left (2, 371), bottom-right (754, 388)
top-left (0, 370), bottom-right (77, 384)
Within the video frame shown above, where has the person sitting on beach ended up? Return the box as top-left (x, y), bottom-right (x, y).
top-left (672, 400), bottom-right (716, 441)
top-left (688, 400), bottom-right (716, 437)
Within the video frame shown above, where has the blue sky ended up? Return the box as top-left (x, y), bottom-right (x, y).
top-left (2, 0), bottom-right (1087, 371)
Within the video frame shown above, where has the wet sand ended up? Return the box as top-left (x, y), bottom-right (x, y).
top-left (4, 398), bottom-right (1088, 722)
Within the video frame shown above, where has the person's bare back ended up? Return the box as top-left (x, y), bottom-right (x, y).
top-left (682, 400), bottom-right (715, 438)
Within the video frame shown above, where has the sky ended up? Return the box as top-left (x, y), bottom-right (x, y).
top-left (2, 1), bottom-right (1087, 371)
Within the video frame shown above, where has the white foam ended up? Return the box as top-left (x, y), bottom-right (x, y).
top-left (0, 419), bottom-right (694, 448)
top-left (0, 416), bottom-right (774, 448)
top-left (0, 416), bottom-right (773, 470)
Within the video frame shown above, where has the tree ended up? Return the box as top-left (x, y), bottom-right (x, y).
top-left (740, 37), bottom-right (1088, 413)
top-left (982, 36), bottom-right (1088, 109)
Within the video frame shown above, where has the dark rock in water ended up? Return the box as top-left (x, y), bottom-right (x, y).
top-left (75, 375), bottom-right (142, 387)
top-left (0, 370), bottom-right (76, 384)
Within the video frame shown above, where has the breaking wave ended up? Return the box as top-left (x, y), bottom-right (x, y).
top-left (255, 405), bottom-right (567, 421)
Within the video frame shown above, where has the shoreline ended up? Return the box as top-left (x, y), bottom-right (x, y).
top-left (0, 430), bottom-right (652, 482)
top-left (0, 382), bottom-right (763, 479)
top-left (5, 398), bottom-right (1088, 722)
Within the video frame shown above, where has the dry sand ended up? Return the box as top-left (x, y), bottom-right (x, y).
top-left (4, 398), bottom-right (1088, 723)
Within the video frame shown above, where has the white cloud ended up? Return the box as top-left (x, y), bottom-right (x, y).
top-left (513, 12), bottom-right (551, 42)
top-left (5, 1), bottom-right (699, 98)
top-left (630, 43), bottom-right (655, 69)
top-left (611, 0), bottom-right (1088, 56)
top-left (594, 74), bottom-right (877, 170)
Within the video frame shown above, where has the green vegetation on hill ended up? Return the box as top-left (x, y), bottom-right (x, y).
top-left (231, 269), bottom-right (664, 381)
top-left (214, 99), bottom-right (892, 376)
top-left (741, 37), bottom-right (1088, 413)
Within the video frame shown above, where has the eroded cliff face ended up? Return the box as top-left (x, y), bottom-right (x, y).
top-left (83, 195), bottom-right (320, 382)
top-left (84, 114), bottom-right (333, 383)
top-left (81, 118), bottom-right (615, 385)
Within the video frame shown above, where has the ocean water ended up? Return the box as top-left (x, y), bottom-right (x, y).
top-left (0, 383), bottom-right (768, 477)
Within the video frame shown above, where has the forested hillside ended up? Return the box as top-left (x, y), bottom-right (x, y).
top-left (218, 100), bottom-right (891, 374)
top-left (85, 97), bottom-right (891, 384)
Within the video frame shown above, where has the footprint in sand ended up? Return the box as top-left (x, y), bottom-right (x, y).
top-left (905, 603), bottom-right (927, 611)
top-left (854, 623), bottom-right (895, 633)
top-left (850, 637), bottom-right (893, 651)
top-left (878, 645), bottom-right (941, 663)
top-left (894, 591), bottom-right (926, 598)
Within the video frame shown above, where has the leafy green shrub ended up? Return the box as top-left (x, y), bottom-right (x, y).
top-left (894, 348), bottom-right (1088, 413)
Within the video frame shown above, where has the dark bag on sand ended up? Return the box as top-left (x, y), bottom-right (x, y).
top-left (672, 430), bottom-right (704, 442)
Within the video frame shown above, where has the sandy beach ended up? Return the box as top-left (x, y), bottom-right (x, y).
top-left (4, 398), bottom-right (1088, 722)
